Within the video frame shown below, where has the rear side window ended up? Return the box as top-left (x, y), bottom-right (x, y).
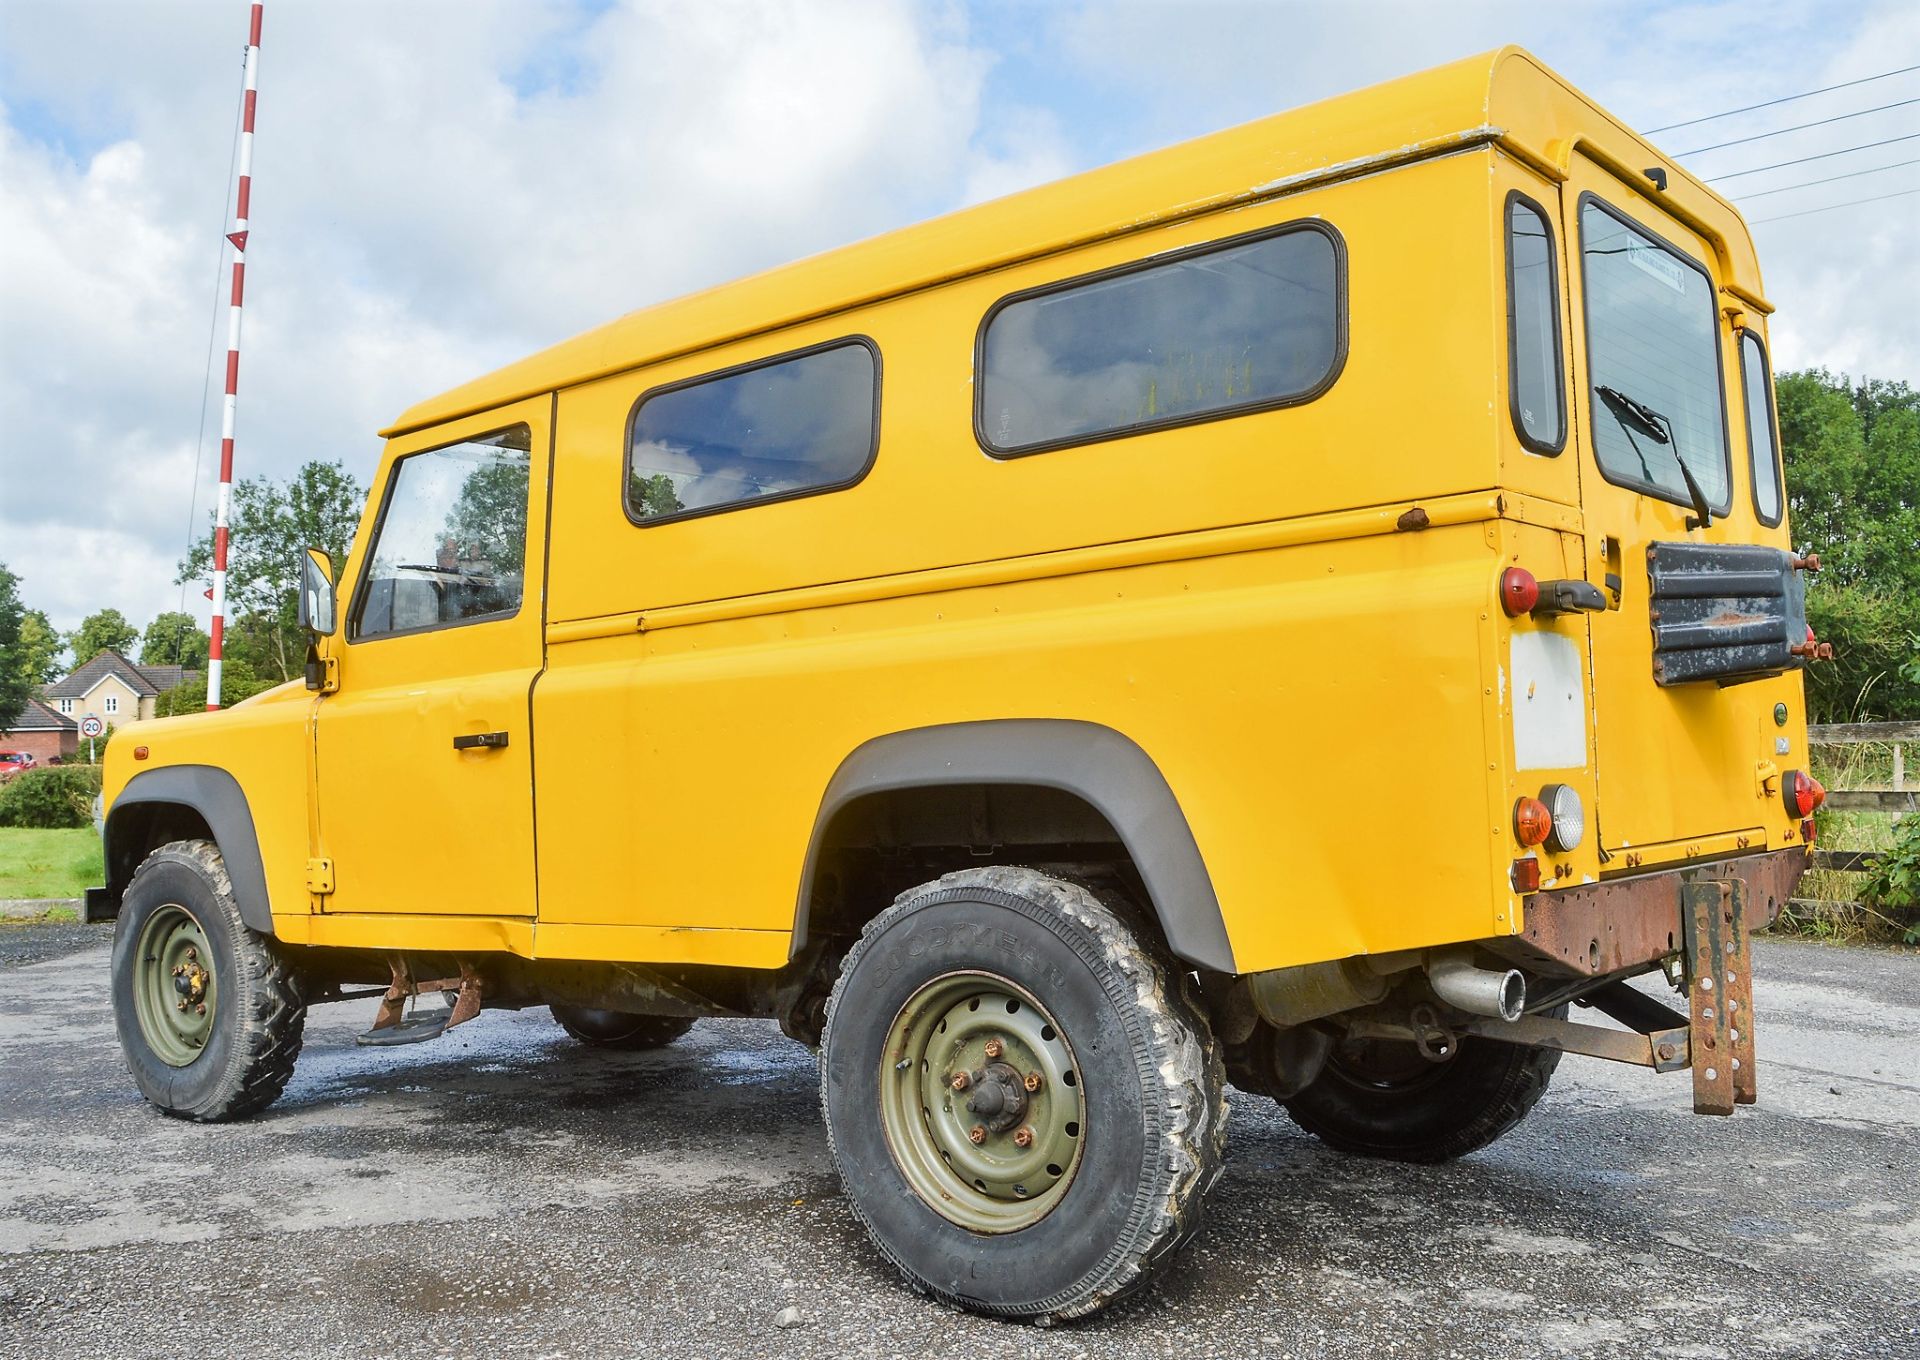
top-left (625, 338), bottom-right (879, 525)
top-left (1505, 192), bottom-right (1565, 453)
top-left (976, 221), bottom-right (1345, 456)
top-left (1739, 331), bottom-right (1783, 526)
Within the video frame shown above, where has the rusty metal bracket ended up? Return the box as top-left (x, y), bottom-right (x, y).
top-left (1682, 878), bottom-right (1754, 1115)
top-left (1345, 1008), bottom-right (1690, 1073)
top-left (366, 954), bottom-right (483, 1038)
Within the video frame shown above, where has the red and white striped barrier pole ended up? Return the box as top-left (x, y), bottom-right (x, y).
top-left (208, 1), bottom-right (263, 710)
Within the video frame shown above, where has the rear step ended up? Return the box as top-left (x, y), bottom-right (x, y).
top-left (356, 955), bottom-right (484, 1047)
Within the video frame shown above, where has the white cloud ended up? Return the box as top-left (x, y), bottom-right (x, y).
top-left (1, 0), bottom-right (1913, 641)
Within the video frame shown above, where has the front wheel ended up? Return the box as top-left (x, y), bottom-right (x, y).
top-left (109, 840), bottom-right (307, 1121)
top-left (820, 867), bottom-right (1226, 1323)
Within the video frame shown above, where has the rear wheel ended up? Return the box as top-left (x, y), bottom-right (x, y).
top-left (550, 1005), bottom-right (695, 1050)
top-left (1282, 1010), bottom-right (1564, 1163)
top-left (110, 840), bottom-right (306, 1122)
top-left (821, 867), bottom-right (1226, 1323)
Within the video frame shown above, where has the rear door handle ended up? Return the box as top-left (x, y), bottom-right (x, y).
top-left (452, 731), bottom-right (510, 751)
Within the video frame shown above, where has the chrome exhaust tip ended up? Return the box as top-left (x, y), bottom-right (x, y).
top-left (1427, 951), bottom-right (1526, 1021)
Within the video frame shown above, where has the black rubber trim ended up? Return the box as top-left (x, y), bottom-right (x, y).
top-left (106, 766), bottom-right (274, 934)
top-left (792, 719), bottom-right (1235, 972)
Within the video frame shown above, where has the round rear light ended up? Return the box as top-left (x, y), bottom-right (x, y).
top-left (1541, 783), bottom-right (1584, 852)
top-left (1783, 770), bottom-right (1825, 818)
top-left (1499, 567), bottom-right (1539, 616)
top-left (1512, 795), bottom-right (1552, 847)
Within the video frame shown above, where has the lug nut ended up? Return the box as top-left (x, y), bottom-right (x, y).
top-left (1023, 1071), bottom-right (1042, 1093)
top-left (186, 948), bottom-right (198, 961)
top-left (967, 1125), bottom-right (987, 1145)
top-left (950, 1071), bottom-right (971, 1091)
top-left (176, 1001), bottom-right (188, 1012)
top-left (195, 1003), bottom-right (206, 1016)
top-left (1013, 1126), bottom-right (1034, 1149)
top-left (983, 1037), bottom-right (1004, 1059)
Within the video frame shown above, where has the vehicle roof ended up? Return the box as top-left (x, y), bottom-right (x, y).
top-left (384, 45), bottom-right (1768, 438)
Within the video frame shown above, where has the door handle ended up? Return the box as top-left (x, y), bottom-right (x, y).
top-left (452, 731), bottom-right (510, 751)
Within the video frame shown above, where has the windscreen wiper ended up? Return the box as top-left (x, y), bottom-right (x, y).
top-left (1596, 384), bottom-right (1713, 530)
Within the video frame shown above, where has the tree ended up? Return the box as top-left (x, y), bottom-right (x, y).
top-left (14, 610), bottom-right (64, 686)
top-left (630, 472), bottom-right (685, 519)
top-left (140, 611), bottom-right (211, 671)
top-left (0, 563), bottom-right (30, 731)
top-left (179, 460), bottom-right (364, 682)
top-left (1777, 370), bottom-right (1920, 723)
top-left (153, 658), bottom-right (278, 716)
top-left (67, 607), bottom-right (139, 666)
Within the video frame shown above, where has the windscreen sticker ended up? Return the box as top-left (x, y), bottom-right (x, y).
top-left (1625, 240), bottom-right (1687, 294)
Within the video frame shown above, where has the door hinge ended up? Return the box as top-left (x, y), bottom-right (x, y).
top-left (306, 857), bottom-right (335, 895)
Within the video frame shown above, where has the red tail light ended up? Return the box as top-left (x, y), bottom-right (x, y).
top-left (1783, 770), bottom-right (1825, 818)
top-left (1499, 567), bottom-right (1539, 616)
top-left (1510, 856), bottom-right (1542, 893)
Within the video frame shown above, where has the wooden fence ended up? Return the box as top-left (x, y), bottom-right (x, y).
top-left (1806, 720), bottom-right (1915, 873)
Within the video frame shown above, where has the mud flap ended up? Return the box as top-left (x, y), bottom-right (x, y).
top-left (1682, 878), bottom-right (1756, 1115)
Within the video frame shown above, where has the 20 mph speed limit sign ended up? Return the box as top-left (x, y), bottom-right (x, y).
top-left (80, 716), bottom-right (104, 739)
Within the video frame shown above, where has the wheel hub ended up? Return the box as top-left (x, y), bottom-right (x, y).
top-left (132, 904), bottom-right (218, 1068)
top-left (879, 971), bottom-right (1087, 1234)
top-left (962, 1060), bottom-right (1029, 1132)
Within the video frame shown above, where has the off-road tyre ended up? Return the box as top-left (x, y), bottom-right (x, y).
top-left (820, 867), bottom-right (1227, 1324)
top-left (550, 1006), bottom-right (696, 1050)
top-left (1282, 1008), bottom-right (1565, 1163)
top-left (110, 839), bottom-right (306, 1121)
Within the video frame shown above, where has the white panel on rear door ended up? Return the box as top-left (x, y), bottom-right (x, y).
top-left (1511, 630), bottom-right (1586, 771)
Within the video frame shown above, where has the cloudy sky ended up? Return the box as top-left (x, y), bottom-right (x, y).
top-left (2, 0), bottom-right (1915, 639)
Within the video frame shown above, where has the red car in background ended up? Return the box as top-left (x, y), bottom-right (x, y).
top-left (0, 751), bottom-right (37, 783)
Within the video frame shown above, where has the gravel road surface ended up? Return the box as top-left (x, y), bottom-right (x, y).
top-left (1, 923), bottom-right (1914, 1359)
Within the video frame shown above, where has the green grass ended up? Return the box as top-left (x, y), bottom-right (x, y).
top-left (0, 827), bottom-right (103, 901)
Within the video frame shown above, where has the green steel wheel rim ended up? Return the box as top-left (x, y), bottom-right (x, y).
top-left (132, 903), bottom-right (218, 1068)
top-left (878, 970), bottom-right (1087, 1234)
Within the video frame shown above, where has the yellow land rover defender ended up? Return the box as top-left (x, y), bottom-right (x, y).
top-left (96, 49), bottom-right (1824, 1322)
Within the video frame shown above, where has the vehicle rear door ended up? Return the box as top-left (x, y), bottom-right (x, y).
top-left (1558, 155), bottom-right (1792, 862)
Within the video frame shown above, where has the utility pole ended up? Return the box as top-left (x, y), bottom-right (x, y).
top-left (208, 2), bottom-right (263, 710)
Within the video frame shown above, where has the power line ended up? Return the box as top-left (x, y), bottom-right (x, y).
top-left (1646, 64), bottom-right (1920, 134)
top-left (1677, 96), bottom-right (1920, 155)
top-left (1737, 158), bottom-right (1920, 199)
top-left (1710, 132), bottom-right (1920, 180)
top-left (1747, 186), bottom-right (1920, 224)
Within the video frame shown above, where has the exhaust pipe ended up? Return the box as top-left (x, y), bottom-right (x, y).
top-left (1426, 951), bottom-right (1526, 1021)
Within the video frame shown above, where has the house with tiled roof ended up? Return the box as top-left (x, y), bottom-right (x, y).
top-left (41, 650), bottom-right (201, 730)
top-left (0, 697), bottom-right (79, 764)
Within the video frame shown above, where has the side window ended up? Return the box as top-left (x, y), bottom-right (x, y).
top-left (1506, 192), bottom-right (1565, 453)
top-left (625, 339), bottom-right (879, 525)
top-left (1740, 331), bottom-right (1784, 526)
top-left (976, 220), bottom-right (1345, 456)
top-left (352, 426), bottom-right (532, 640)
top-left (104, 695), bottom-right (118, 715)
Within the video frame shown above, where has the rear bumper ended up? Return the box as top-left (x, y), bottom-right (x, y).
top-left (1493, 846), bottom-right (1808, 979)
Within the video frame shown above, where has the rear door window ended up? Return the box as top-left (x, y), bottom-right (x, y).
top-left (1578, 196), bottom-right (1731, 513)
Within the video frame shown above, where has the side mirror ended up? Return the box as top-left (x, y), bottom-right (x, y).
top-left (298, 547), bottom-right (337, 638)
